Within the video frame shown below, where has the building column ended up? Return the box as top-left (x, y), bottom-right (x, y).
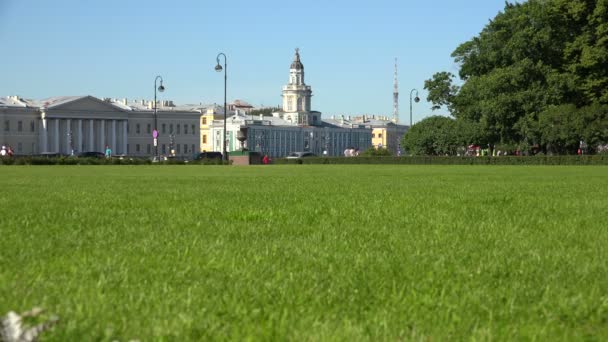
top-left (122, 120), bottom-right (127, 154)
top-left (77, 119), bottom-right (83, 153)
top-left (111, 120), bottom-right (116, 153)
top-left (53, 119), bottom-right (60, 153)
top-left (41, 116), bottom-right (48, 152)
top-left (66, 119), bottom-right (72, 155)
top-left (89, 119), bottom-right (94, 151)
top-left (100, 120), bottom-right (105, 151)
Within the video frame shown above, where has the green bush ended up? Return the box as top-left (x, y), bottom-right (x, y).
top-left (273, 155), bottom-right (608, 165)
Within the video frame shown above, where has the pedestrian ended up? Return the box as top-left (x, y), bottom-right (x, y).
top-left (0, 146), bottom-right (6, 157)
top-left (262, 154), bottom-right (269, 164)
top-left (7, 146), bottom-right (13, 157)
top-left (105, 145), bottom-right (112, 158)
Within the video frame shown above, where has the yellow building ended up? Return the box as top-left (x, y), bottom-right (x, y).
top-left (352, 115), bottom-right (409, 155)
top-left (371, 122), bottom-right (409, 154)
top-left (199, 107), bottom-right (224, 152)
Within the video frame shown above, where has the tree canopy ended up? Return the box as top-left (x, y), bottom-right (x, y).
top-left (413, 0), bottom-right (608, 155)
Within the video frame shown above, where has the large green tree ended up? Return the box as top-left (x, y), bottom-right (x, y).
top-left (422, 0), bottom-right (608, 151)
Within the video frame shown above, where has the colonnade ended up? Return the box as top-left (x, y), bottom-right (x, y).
top-left (40, 118), bottom-right (128, 155)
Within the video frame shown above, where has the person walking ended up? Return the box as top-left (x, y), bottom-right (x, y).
top-left (105, 145), bottom-right (112, 158)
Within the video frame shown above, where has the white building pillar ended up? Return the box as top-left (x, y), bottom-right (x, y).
top-left (100, 120), bottom-right (105, 151)
top-left (89, 119), bottom-right (94, 152)
top-left (111, 120), bottom-right (116, 153)
top-left (77, 119), bottom-right (83, 153)
top-left (41, 116), bottom-right (48, 152)
top-left (66, 119), bottom-right (72, 154)
top-left (122, 120), bottom-right (127, 154)
top-left (53, 119), bottom-right (60, 153)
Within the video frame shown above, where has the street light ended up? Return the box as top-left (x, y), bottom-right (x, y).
top-left (215, 53), bottom-right (228, 163)
top-left (409, 88), bottom-right (420, 127)
top-left (154, 75), bottom-right (165, 160)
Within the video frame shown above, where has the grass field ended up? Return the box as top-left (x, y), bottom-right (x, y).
top-left (1, 165), bottom-right (607, 341)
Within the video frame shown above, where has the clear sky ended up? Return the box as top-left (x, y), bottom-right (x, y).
top-left (0, 0), bottom-right (511, 123)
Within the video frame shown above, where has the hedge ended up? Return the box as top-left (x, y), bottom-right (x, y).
top-left (0, 156), bottom-right (228, 166)
top-left (273, 155), bottom-right (608, 165)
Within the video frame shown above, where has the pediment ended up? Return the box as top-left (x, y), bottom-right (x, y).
top-left (48, 96), bottom-right (125, 113)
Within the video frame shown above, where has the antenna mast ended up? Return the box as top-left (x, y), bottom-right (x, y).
top-left (393, 58), bottom-right (399, 123)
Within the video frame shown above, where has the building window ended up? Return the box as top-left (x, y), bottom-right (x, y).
top-left (136, 124), bottom-right (140, 134)
top-left (136, 144), bottom-right (140, 152)
top-left (184, 124), bottom-right (188, 134)
top-left (203, 135), bottom-right (207, 144)
top-left (30, 121), bottom-right (35, 132)
top-left (147, 124), bottom-right (151, 134)
top-left (127, 144), bottom-right (130, 153)
top-left (191, 125), bottom-right (195, 134)
top-left (192, 144), bottom-right (195, 153)
top-left (184, 144), bottom-right (188, 154)
top-left (147, 144), bottom-right (151, 154)
top-left (202, 117), bottom-right (207, 125)
top-left (162, 124), bottom-right (166, 134)
top-left (177, 144), bottom-right (181, 154)
top-left (4, 120), bottom-right (9, 131)
top-left (372, 133), bottom-right (375, 138)
top-left (176, 124), bottom-right (180, 134)
top-left (378, 133), bottom-right (382, 138)
top-left (17, 142), bottom-right (22, 152)
top-left (17, 121), bottom-right (23, 132)
top-left (170, 124), bottom-right (174, 134)
top-left (162, 144), bottom-right (166, 154)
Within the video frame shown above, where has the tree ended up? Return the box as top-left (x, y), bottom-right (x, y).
top-left (401, 116), bottom-right (459, 156)
top-left (424, 72), bottom-right (459, 111)
top-left (250, 107), bottom-right (281, 117)
top-left (423, 0), bottom-right (608, 151)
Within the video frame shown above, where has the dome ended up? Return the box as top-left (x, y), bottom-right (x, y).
top-left (290, 48), bottom-right (304, 70)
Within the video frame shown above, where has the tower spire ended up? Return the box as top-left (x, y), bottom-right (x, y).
top-left (393, 58), bottom-right (399, 123)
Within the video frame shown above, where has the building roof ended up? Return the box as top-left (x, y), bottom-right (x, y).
top-left (0, 96), bottom-right (28, 107)
top-left (231, 99), bottom-right (253, 108)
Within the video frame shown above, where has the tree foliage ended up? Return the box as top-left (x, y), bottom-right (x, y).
top-left (250, 107), bottom-right (281, 117)
top-left (401, 116), bottom-right (485, 156)
top-left (419, 0), bottom-right (608, 154)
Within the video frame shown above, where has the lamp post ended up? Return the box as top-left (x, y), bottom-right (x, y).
top-left (409, 88), bottom-right (420, 127)
top-left (154, 76), bottom-right (165, 160)
top-left (215, 53), bottom-right (228, 163)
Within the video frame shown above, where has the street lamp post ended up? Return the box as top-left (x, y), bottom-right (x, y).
top-left (409, 89), bottom-right (420, 127)
top-left (215, 53), bottom-right (228, 163)
top-left (154, 76), bottom-right (165, 160)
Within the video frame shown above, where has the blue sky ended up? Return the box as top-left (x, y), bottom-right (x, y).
top-left (0, 0), bottom-right (511, 123)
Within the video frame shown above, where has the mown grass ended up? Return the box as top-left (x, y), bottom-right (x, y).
top-left (0, 165), bottom-right (607, 341)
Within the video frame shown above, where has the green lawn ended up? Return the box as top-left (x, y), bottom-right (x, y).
top-left (1, 165), bottom-right (607, 341)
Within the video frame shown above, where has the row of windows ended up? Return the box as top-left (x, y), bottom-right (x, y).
top-left (4, 120), bottom-right (35, 132)
top-left (371, 133), bottom-right (383, 138)
top-left (129, 123), bottom-right (196, 135)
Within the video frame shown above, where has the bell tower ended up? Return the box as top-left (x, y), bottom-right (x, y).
top-left (281, 49), bottom-right (319, 125)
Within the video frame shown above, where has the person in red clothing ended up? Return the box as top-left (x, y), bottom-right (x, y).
top-left (262, 155), bottom-right (270, 164)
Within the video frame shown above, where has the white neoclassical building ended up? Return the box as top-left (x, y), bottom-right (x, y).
top-left (0, 95), bottom-right (201, 157)
top-left (206, 49), bottom-right (372, 157)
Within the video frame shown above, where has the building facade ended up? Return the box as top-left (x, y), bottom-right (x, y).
top-left (206, 49), bottom-right (372, 158)
top-left (0, 95), bottom-right (200, 157)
